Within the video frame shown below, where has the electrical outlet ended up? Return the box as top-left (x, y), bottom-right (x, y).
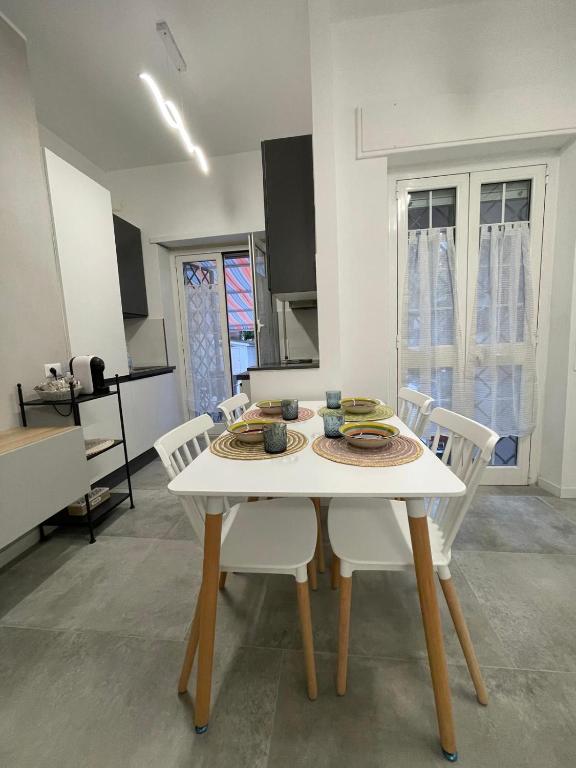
top-left (44, 363), bottom-right (62, 378)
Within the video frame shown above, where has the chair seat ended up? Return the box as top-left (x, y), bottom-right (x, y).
top-left (220, 498), bottom-right (317, 575)
top-left (328, 498), bottom-right (450, 573)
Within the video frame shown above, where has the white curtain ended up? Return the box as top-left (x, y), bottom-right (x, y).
top-left (400, 228), bottom-right (466, 417)
top-left (466, 222), bottom-right (537, 437)
top-left (185, 267), bottom-right (228, 421)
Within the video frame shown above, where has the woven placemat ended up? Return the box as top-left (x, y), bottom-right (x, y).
top-left (84, 438), bottom-right (115, 457)
top-left (312, 434), bottom-right (423, 467)
top-left (317, 404), bottom-right (395, 422)
top-left (210, 429), bottom-right (308, 460)
top-left (244, 406), bottom-right (315, 423)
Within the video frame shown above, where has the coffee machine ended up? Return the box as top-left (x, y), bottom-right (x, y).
top-left (70, 356), bottom-right (110, 395)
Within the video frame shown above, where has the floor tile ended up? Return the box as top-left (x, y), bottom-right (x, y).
top-left (98, 489), bottom-right (190, 540)
top-left (115, 458), bottom-right (168, 491)
top-left (455, 551), bottom-right (576, 672)
top-left (245, 560), bottom-right (511, 668)
top-left (454, 495), bottom-right (576, 554)
top-left (267, 651), bottom-right (576, 768)
top-left (0, 626), bottom-right (282, 768)
top-left (540, 495), bottom-right (576, 524)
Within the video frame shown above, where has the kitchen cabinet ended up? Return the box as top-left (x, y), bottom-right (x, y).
top-left (261, 135), bottom-right (316, 294)
top-left (113, 215), bottom-right (149, 318)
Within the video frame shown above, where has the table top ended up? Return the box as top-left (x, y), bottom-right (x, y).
top-left (168, 401), bottom-right (465, 499)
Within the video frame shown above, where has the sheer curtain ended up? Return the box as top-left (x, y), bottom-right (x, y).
top-left (466, 222), bottom-right (537, 437)
top-left (184, 262), bottom-right (228, 421)
top-left (400, 228), bottom-right (466, 419)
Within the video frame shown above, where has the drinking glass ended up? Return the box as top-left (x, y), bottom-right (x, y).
top-left (281, 398), bottom-right (299, 420)
top-left (323, 413), bottom-right (345, 438)
top-left (326, 390), bottom-right (341, 409)
top-left (263, 423), bottom-right (288, 453)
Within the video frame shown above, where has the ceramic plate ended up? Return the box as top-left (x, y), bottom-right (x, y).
top-left (255, 399), bottom-right (283, 415)
top-left (227, 419), bottom-right (274, 444)
top-left (341, 397), bottom-right (381, 415)
top-left (339, 421), bottom-right (399, 449)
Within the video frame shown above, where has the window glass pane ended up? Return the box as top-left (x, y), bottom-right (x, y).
top-left (480, 182), bottom-right (503, 224)
top-left (431, 188), bottom-right (456, 228)
top-left (504, 180), bottom-right (531, 222)
top-left (408, 190), bottom-right (429, 230)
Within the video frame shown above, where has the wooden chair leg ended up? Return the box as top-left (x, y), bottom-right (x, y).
top-left (307, 558), bottom-right (318, 591)
top-left (337, 574), bottom-right (352, 695)
top-left (408, 511), bottom-right (457, 758)
top-left (311, 497), bottom-right (326, 573)
top-left (331, 553), bottom-right (340, 590)
top-left (219, 571), bottom-right (228, 590)
top-left (178, 588), bottom-right (202, 694)
top-left (439, 575), bottom-right (488, 706)
top-left (194, 510), bottom-right (223, 732)
top-left (296, 580), bottom-right (318, 700)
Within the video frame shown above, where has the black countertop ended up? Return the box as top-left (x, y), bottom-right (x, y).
top-left (104, 366), bottom-right (175, 385)
top-left (247, 361), bottom-right (319, 372)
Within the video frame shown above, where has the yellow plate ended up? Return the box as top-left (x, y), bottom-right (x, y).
top-left (227, 419), bottom-right (275, 444)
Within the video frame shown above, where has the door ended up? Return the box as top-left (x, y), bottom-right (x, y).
top-left (176, 255), bottom-right (232, 422)
top-left (466, 166), bottom-right (545, 483)
top-left (397, 164), bottom-right (546, 484)
top-left (250, 234), bottom-right (280, 365)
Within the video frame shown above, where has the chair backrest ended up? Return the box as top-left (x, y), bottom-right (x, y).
top-left (398, 387), bottom-right (434, 437)
top-left (218, 393), bottom-right (249, 425)
top-left (154, 414), bottom-right (232, 543)
top-left (427, 407), bottom-right (499, 554)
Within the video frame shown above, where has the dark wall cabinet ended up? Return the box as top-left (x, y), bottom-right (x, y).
top-left (261, 135), bottom-right (316, 294)
top-left (113, 215), bottom-right (148, 318)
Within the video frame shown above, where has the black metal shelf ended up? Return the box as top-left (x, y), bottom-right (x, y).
top-left (86, 439), bottom-right (124, 461)
top-left (45, 492), bottom-right (130, 528)
top-left (20, 390), bottom-right (117, 407)
top-left (16, 374), bottom-right (135, 544)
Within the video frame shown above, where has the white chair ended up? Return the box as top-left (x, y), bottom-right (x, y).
top-left (154, 414), bottom-right (319, 701)
top-left (218, 393), bottom-right (249, 425)
top-left (328, 407), bottom-right (499, 701)
top-left (398, 386), bottom-right (434, 437)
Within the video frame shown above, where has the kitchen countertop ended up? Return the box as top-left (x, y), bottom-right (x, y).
top-left (104, 366), bottom-right (175, 384)
top-left (247, 361), bottom-right (319, 372)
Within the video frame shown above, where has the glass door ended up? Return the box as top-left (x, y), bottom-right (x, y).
top-left (397, 165), bottom-right (546, 484)
top-left (176, 254), bottom-right (232, 422)
top-left (397, 174), bottom-right (469, 430)
top-left (250, 233), bottom-right (280, 365)
top-left (466, 166), bottom-right (545, 483)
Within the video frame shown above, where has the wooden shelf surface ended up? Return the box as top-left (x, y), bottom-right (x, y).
top-left (0, 426), bottom-right (79, 457)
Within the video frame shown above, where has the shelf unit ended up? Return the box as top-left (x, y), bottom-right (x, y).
top-left (16, 374), bottom-right (135, 543)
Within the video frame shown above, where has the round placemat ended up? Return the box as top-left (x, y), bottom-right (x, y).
top-left (312, 434), bottom-right (423, 467)
top-left (244, 406), bottom-right (315, 423)
top-left (317, 404), bottom-right (395, 421)
top-left (210, 429), bottom-right (308, 460)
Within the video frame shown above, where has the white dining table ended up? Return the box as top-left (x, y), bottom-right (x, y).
top-left (168, 400), bottom-right (465, 758)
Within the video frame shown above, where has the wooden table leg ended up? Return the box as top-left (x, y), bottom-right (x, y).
top-left (194, 498), bottom-right (223, 734)
top-left (406, 499), bottom-right (457, 762)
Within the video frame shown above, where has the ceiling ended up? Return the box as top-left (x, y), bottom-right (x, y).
top-left (1, 0), bottom-right (312, 171)
top-left (331, 0), bottom-right (477, 21)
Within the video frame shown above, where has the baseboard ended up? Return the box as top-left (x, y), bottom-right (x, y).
top-left (98, 447), bottom-right (158, 489)
top-left (537, 476), bottom-right (576, 498)
top-left (0, 528), bottom-right (41, 571)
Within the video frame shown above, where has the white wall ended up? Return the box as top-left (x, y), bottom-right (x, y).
top-left (539, 140), bottom-right (576, 495)
top-left (0, 17), bottom-right (69, 428)
top-left (39, 125), bottom-right (108, 188)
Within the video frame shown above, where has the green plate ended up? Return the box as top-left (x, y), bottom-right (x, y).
top-left (227, 419), bottom-right (274, 444)
top-left (318, 403), bottom-right (394, 422)
top-left (339, 421), bottom-right (399, 449)
top-left (255, 399), bottom-right (283, 415)
top-left (341, 397), bottom-right (381, 414)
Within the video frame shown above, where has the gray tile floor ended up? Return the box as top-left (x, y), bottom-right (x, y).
top-left (1, 462), bottom-right (576, 767)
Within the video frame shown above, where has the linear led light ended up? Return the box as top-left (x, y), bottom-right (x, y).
top-left (139, 73), bottom-right (209, 174)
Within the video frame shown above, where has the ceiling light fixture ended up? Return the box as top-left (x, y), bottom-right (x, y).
top-left (139, 73), bottom-right (209, 174)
